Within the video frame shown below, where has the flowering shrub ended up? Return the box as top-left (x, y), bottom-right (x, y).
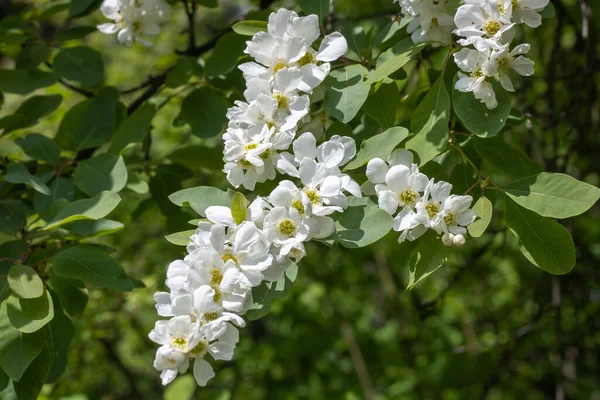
top-left (0, 0), bottom-right (598, 397)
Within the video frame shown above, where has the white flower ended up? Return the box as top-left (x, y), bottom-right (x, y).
top-left (240, 9), bottom-right (347, 92)
top-left (97, 0), bottom-right (171, 46)
top-left (454, 48), bottom-right (499, 109)
top-left (439, 195), bottom-right (477, 235)
top-left (498, 0), bottom-right (549, 27)
top-left (454, 1), bottom-right (514, 43)
top-left (415, 179), bottom-right (453, 232)
top-left (396, 0), bottom-right (423, 17)
top-left (407, 0), bottom-right (455, 45)
top-left (484, 43), bottom-right (535, 91)
top-left (263, 206), bottom-right (310, 260)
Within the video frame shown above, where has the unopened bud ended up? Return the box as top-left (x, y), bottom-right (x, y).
top-left (452, 234), bottom-right (466, 247)
top-left (442, 233), bottom-right (454, 247)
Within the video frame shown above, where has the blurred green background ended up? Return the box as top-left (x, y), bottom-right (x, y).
top-left (1, 0), bottom-right (600, 399)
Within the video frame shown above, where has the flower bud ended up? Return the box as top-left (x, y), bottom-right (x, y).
top-left (452, 234), bottom-right (466, 247)
top-left (442, 233), bottom-right (454, 247)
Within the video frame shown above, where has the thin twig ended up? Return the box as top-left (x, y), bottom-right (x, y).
top-left (340, 322), bottom-right (377, 400)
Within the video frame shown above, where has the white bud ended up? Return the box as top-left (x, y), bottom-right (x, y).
top-left (442, 233), bottom-right (454, 247)
top-left (452, 234), bottom-right (466, 247)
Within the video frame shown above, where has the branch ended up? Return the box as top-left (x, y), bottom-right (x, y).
top-left (127, 74), bottom-right (166, 115)
top-left (182, 0), bottom-right (196, 51)
top-left (340, 322), bottom-right (377, 400)
top-left (57, 78), bottom-right (94, 98)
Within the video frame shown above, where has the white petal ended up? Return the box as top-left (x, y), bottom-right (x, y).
top-left (387, 149), bottom-right (413, 167)
top-left (385, 165), bottom-right (410, 191)
top-left (378, 190), bottom-right (400, 215)
top-left (205, 206), bottom-right (235, 226)
top-left (366, 158), bottom-right (388, 184)
top-left (275, 67), bottom-right (303, 94)
top-left (193, 358), bottom-right (215, 387)
top-left (320, 176), bottom-right (342, 197)
top-left (293, 132), bottom-right (317, 161)
top-left (292, 14), bottom-right (320, 45)
top-left (316, 32), bottom-right (348, 62)
top-left (512, 57), bottom-right (535, 76)
top-left (317, 141), bottom-right (345, 168)
top-left (97, 23), bottom-right (119, 34)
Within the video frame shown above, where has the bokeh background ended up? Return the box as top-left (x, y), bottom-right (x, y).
top-left (1, 0), bottom-right (599, 399)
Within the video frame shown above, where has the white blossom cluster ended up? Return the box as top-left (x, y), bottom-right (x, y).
top-left (223, 8), bottom-right (348, 190)
top-left (366, 149), bottom-right (476, 246)
top-left (97, 0), bottom-right (171, 46)
top-left (395, 0), bottom-right (547, 109)
top-left (150, 129), bottom-right (362, 386)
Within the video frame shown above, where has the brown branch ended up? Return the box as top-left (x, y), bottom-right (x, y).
top-left (340, 322), bottom-right (377, 400)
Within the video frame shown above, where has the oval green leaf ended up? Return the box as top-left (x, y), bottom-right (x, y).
top-left (73, 154), bottom-right (128, 197)
top-left (42, 191), bottom-right (122, 231)
top-left (232, 20), bottom-right (268, 36)
top-left (467, 196), bottom-right (493, 237)
top-left (6, 291), bottom-right (54, 333)
top-left (344, 127), bottom-right (409, 170)
top-left (7, 265), bottom-right (43, 299)
top-left (331, 205), bottom-right (393, 248)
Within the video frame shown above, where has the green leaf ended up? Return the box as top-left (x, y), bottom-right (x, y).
top-left (109, 103), bottom-right (156, 153)
top-left (0, 200), bottom-right (27, 234)
top-left (0, 241), bottom-right (26, 275)
top-left (73, 154), bottom-right (128, 197)
top-left (231, 192), bottom-right (248, 225)
top-left (407, 232), bottom-right (449, 290)
top-left (344, 127), bottom-right (409, 170)
top-left (169, 186), bottom-right (235, 217)
top-left (362, 82), bottom-right (399, 129)
top-left (406, 75), bottom-right (450, 165)
top-left (231, 20), bottom-right (268, 36)
top-left (167, 145), bottom-right (223, 171)
top-left (165, 57), bottom-right (202, 88)
top-left (503, 172), bottom-right (600, 219)
top-left (69, 0), bottom-right (97, 17)
top-left (71, 87), bottom-right (119, 151)
top-left (324, 65), bottom-right (370, 123)
top-left (7, 291), bottom-right (54, 333)
top-left (0, 302), bottom-right (45, 382)
top-left (33, 177), bottom-right (76, 214)
top-left (541, 2), bottom-right (555, 18)
top-left (53, 46), bottom-right (104, 86)
top-left (54, 26), bottom-right (97, 43)
top-left (452, 78), bottom-right (511, 137)
top-left (13, 347), bottom-right (51, 400)
top-left (504, 196), bottom-right (575, 275)
top-left (246, 261), bottom-right (297, 321)
top-left (331, 206), bottom-right (393, 248)
top-left (0, 69), bottom-right (57, 95)
top-left (165, 230), bottom-right (195, 246)
top-left (205, 32), bottom-right (247, 78)
top-left (467, 196), bottom-right (493, 237)
top-left (164, 375), bottom-right (196, 400)
top-left (179, 88), bottom-right (229, 138)
top-left (48, 274), bottom-right (88, 318)
top-left (149, 165), bottom-right (193, 217)
top-left (298, 0), bottom-right (331, 21)
top-left (45, 295), bottom-right (75, 383)
top-left (42, 191), bottom-right (121, 231)
top-left (52, 245), bottom-right (136, 291)
top-left (7, 265), bottom-right (43, 299)
top-left (365, 39), bottom-right (426, 84)
top-left (55, 100), bottom-right (90, 150)
top-left (4, 163), bottom-right (51, 195)
top-left (448, 162), bottom-right (476, 195)
top-left (63, 219), bottom-right (124, 238)
top-left (473, 137), bottom-right (542, 177)
top-left (15, 134), bottom-right (61, 165)
top-left (15, 42), bottom-right (51, 69)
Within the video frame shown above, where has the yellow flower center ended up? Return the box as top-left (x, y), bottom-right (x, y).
top-left (431, 17), bottom-right (439, 26)
top-left (497, 3), bottom-right (505, 13)
top-left (296, 52), bottom-right (316, 67)
top-left (212, 285), bottom-right (222, 302)
top-left (291, 200), bottom-right (305, 215)
top-left (204, 312), bottom-right (218, 321)
top-left (221, 254), bottom-right (238, 265)
top-left (172, 338), bottom-right (187, 350)
top-left (260, 149), bottom-right (271, 160)
top-left (472, 68), bottom-right (484, 79)
top-left (399, 188), bottom-right (417, 206)
top-left (305, 189), bottom-right (320, 205)
top-left (512, 0), bottom-right (519, 9)
top-left (273, 62), bottom-right (287, 73)
top-left (425, 203), bottom-right (440, 219)
top-left (444, 212), bottom-right (456, 226)
top-left (245, 143), bottom-right (258, 151)
top-left (498, 57), bottom-right (510, 69)
top-left (275, 94), bottom-right (288, 109)
top-left (484, 20), bottom-right (502, 37)
top-left (278, 218), bottom-right (296, 236)
top-left (240, 158), bottom-right (252, 167)
top-left (190, 341), bottom-right (206, 356)
top-left (210, 268), bottom-right (223, 286)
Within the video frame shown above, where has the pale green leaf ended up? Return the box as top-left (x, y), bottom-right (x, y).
top-left (169, 186), bottom-right (235, 217)
top-left (4, 163), bottom-right (51, 195)
top-left (467, 196), bottom-right (493, 237)
top-left (344, 127), bottom-right (409, 170)
top-left (165, 230), bottom-right (195, 246)
top-left (15, 134), bottom-right (61, 165)
top-left (365, 39), bottom-right (426, 84)
top-left (331, 206), bottom-right (393, 248)
top-left (324, 65), bottom-right (370, 123)
top-left (6, 291), bottom-right (54, 333)
top-left (232, 20), bottom-right (267, 36)
top-left (504, 172), bottom-right (600, 219)
top-left (7, 265), bottom-right (43, 299)
top-left (407, 232), bottom-right (449, 290)
top-left (231, 192), bottom-right (248, 225)
top-left (73, 154), bottom-right (128, 197)
top-left (42, 191), bottom-right (121, 231)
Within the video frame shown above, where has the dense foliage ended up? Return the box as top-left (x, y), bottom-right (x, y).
top-left (0, 0), bottom-right (599, 398)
